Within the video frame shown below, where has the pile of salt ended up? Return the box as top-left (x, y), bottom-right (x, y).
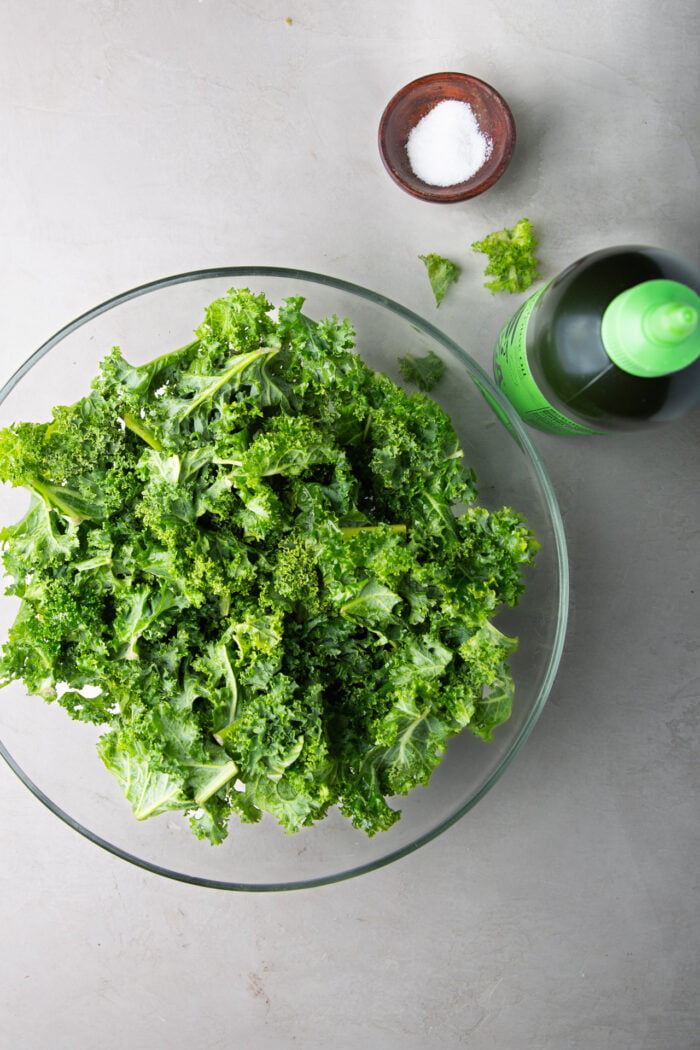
top-left (406, 98), bottom-right (493, 187)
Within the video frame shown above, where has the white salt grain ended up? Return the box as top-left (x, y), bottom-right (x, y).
top-left (406, 98), bottom-right (492, 187)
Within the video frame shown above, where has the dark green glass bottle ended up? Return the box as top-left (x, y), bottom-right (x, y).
top-left (493, 246), bottom-right (700, 434)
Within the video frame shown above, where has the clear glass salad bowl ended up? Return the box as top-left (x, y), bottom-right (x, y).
top-left (0, 268), bottom-right (568, 891)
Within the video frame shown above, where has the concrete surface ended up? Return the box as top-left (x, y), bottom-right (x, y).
top-left (1, 2), bottom-right (698, 1048)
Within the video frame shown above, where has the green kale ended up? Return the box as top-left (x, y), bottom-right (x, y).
top-left (472, 218), bottom-right (540, 294)
top-left (398, 350), bottom-right (446, 392)
top-left (419, 253), bottom-right (461, 306)
top-left (0, 288), bottom-right (538, 843)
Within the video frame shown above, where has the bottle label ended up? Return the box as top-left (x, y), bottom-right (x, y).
top-left (494, 286), bottom-right (601, 435)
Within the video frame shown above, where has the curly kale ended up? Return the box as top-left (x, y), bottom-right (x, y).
top-left (472, 218), bottom-right (540, 294)
top-left (0, 288), bottom-right (538, 843)
top-left (419, 252), bottom-right (461, 306)
top-left (398, 351), bottom-right (446, 392)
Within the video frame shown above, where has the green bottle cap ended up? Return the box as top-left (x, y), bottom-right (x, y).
top-left (601, 279), bottom-right (700, 377)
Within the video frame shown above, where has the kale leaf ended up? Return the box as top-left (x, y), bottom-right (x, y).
top-left (419, 253), bottom-right (461, 306)
top-left (398, 351), bottom-right (446, 392)
top-left (471, 218), bottom-right (540, 294)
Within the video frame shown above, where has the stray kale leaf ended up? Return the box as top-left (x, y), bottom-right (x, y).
top-left (0, 288), bottom-right (538, 843)
top-left (471, 218), bottom-right (540, 294)
top-left (419, 253), bottom-right (461, 306)
top-left (398, 351), bottom-right (446, 392)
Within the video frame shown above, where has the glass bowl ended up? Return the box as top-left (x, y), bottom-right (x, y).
top-left (0, 267), bottom-right (568, 891)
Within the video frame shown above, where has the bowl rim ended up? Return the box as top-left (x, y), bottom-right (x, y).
top-left (0, 266), bottom-right (569, 891)
top-left (378, 71), bottom-right (517, 203)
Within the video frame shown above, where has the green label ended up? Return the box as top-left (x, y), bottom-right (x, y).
top-left (494, 286), bottom-right (600, 436)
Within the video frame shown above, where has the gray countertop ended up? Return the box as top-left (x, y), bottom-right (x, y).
top-left (1, 3), bottom-right (698, 1048)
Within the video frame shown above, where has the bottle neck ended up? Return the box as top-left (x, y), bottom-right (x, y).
top-left (601, 279), bottom-right (700, 377)
top-left (643, 302), bottom-right (698, 344)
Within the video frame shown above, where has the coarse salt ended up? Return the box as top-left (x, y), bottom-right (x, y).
top-left (406, 98), bottom-right (492, 187)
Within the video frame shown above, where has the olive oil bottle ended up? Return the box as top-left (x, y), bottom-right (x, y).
top-left (493, 246), bottom-right (700, 434)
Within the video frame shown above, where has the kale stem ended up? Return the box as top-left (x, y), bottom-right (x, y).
top-left (194, 760), bottom-right (238, 805)
top-left (340, 524), bottom-right (407, 538)
top-left (121, 412), bottom-right (165, 452)
top-left (180, 347), bottom-right (279, 418)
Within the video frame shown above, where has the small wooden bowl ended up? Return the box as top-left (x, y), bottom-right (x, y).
top-left (378, 72), bottom-right (516, 203)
